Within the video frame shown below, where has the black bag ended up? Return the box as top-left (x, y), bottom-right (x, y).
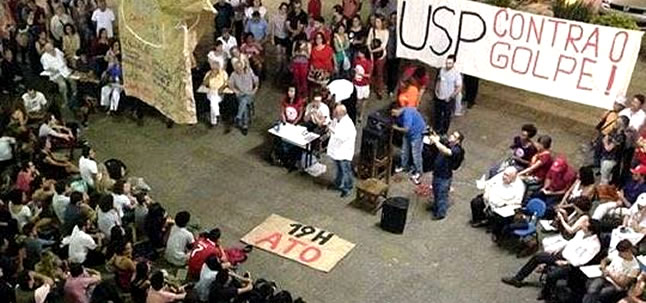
top-left (370, 28), bottom-right (383, 59)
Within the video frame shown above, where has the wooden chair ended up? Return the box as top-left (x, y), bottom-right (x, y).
top-left (354, 178), bottom-right (389, 214)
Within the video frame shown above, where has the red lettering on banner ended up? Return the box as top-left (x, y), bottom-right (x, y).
top-left (255, 232), bottom-right (282, 250)
top-left (511, 46), bottom-right (532, 74)
top-left (490, 42), bottom-right (510, 69)
top-left (610, 31), bottom-right (629, 63)
top-left (605, 65), bottom-right (617, 95)
top-left (493, 9), bottom-right (509, 37)
top-left (509, 13), bottom-right (525, 40)
top-left (299, 247), bottom-right (322, 263)
top-left (526, 17), bottom-right (545, 44)
top-left (565, 24), bottom-right (583, 53)
top-left (553, 55), bottom-right (577, 81)
top-left (283, 237), bottom-right (307, 254)
top-left (532, 51), bottom-right (549, 80)
top-left (547, 19), bottom-right (566, 47)
top-left (581, 28), bottom-right (599, 58)
top-left (577, 58), bottom-right (596, 91)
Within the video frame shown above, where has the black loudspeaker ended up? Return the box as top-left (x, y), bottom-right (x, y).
top-left (367, 108), bottom-right (393, 132)
top-left (380, 197), bottom-right (409, 234)
top-left (360, 126), bottom-right (390, 162)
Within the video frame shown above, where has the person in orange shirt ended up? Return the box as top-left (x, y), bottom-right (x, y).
top-left (398, 79), bottom-right (420, 108)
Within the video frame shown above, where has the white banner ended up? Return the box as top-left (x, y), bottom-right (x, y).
top-left (396, 0), bottom-right (644, 109)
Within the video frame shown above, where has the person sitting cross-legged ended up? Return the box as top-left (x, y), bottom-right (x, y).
top-left (164, 211), bottom-right (195, 267)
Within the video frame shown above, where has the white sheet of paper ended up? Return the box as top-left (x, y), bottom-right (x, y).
top-left (579, 265), bottom-right (602, 278)
top-left (539, 220), bottom-right (558, 232)
top-left (493, 205), bottom-right (519, 218)
top-left (196, 85), bottom-right (209, 94)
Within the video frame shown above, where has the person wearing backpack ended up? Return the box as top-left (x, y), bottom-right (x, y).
top-left (428, 130), bottom-right (465, 220)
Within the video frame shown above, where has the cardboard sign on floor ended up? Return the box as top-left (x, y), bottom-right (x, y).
top-left (241, 214), bottom-right (356, 272)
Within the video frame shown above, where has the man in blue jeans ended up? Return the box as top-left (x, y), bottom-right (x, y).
top-left (391, 107), bottom-right (427, 185)
top-left (428, 130), bottom-right (464, 220)
top-left (228, 61), bottom-right (259, 135)
top-left (327, 105), bottom-right (357, 197)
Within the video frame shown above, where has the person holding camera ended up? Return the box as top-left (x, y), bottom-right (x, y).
top-left (428, 130), bottom-right (465, 220)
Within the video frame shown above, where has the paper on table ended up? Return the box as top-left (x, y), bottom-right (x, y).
top-left (196, 85), bottom-right (209, 93)
top-left (579, 265), bottom-right (602, 278)
top-left (493, 205), bottom-right (519, 218)
top-left (539, 220), bottom-right (558, 232)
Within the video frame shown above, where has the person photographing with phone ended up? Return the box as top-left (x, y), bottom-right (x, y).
top-left (427, 130), bottom-right (465, 220)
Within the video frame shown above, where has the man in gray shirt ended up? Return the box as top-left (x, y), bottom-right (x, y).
top-left (433, 55), bottom-right (462, 134)
top-left (228, 62), bottom-right (259, 135)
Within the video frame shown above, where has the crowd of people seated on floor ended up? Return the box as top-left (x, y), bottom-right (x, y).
top-left (466, 94), bottom-right (646, 302)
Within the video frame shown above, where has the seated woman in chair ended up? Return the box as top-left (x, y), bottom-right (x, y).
top-left (36, 137), bottom-right (79, 180)
top-left (518, 135), bottom-right (553, 187)
top-left (530, 157), bottom-right (577, 212)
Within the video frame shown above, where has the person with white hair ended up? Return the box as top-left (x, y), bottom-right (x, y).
top-left (470, 166), bottom-right (526, 227)
top-left (202, 60), bottom-right (229, 127)
top-left (40, 42), bottom-right (77, 107)
top-left (327, 104), bottom-right (357, 198)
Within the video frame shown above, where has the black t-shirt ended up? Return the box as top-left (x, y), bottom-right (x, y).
top-left (601, 129), bottom-right (626, 161)
top-left (287, 10), bottom-right (308, 32)
top-left (348, 27), bottom-right (367, 46)
top-left (214, 2), bottom-right (234, 30)
top-left (0, 280), bottom-right (16, 303)
top-left (208, 283), bottom-right (238, 303)
top-left (510, 136), bottom-right (537, 166)
top-left (433, 145), bottom-right (463, 179)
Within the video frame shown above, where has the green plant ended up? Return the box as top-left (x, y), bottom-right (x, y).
top-left (592, 12), bottom-right (640, 30)
top-left (552, 0), bottom-right (594, 22)
top-left (486, 0), bottom-right (513, 8)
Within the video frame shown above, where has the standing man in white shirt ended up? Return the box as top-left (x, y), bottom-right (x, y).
top-left (433, 55), bottom-right (462, 135)
top-left (619, 94), bottom-right (646, 132)
top-left (79, 146), bottom-right (98, 188)
top-left (49, 5), bottom-right (72, 46)
top-left (91, 0), bottom-right (116, 38)
top-left (40, 43), bottom-right (77, 107)
top-left (22, 88), bottom-right (48, 118)
top-left (327, 105), bottom-right (357, 198)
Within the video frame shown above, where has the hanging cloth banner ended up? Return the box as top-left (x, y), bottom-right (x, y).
top-left (396, 0), bottom-right (644, 109)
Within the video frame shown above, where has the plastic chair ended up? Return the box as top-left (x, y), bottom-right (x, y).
top-left (512, 199), bottom-right (547, 257)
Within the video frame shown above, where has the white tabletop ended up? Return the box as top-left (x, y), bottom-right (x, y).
top-left (268, 123), bottom-right (320, 149)
top-left (579, 265), bottom-right (602, 278)
top-left (492, 204), bottom-right (521, 218)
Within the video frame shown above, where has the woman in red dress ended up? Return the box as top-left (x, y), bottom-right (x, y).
top-left (290, 39), bottom-right (310, 98)
top-left (308, 32), bottom-right (336, 91)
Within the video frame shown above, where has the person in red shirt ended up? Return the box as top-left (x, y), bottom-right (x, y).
top-left (280, 86), bottom-right (305, 124)
top-left (307, 16), bottom-right (331, 43)
top-left (532, 157), bottom-right (577, 207)
top-left (187, 229), bottom-right (230, 279)
top-left (518, 135), bottom-right (553, 183)
top-left (342, 0), bottom-right (362, 19)
top-left (308, 32), bottom-right (336, 87)
top-left (353, 47), bottom-right (372, 122)
top-left (307, 0), bottom-right (321, 20)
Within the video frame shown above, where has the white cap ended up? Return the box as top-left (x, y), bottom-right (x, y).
top-left (615, 95), bottom-right (627, 106)
top-left (636, 193), bottom-right (646, 207)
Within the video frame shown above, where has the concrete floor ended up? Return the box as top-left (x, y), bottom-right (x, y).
top-left (79, 63), bottom-right (604, 303)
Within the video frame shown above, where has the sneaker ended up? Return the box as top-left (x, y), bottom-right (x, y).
top-left (394, 167), bottom-right (405, 173)
top-left (501, 277), bottom-right (523, 288)
top-left (410, 173), bottom-right (421, 185)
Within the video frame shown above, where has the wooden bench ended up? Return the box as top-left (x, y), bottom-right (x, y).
top-left (354, 178), bottom-right (389, 214)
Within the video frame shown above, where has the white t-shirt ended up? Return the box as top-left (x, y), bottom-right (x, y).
top-left (217, 36), bottom-right (238, 56)
top-left (111, 193), bottom-right (131, 218)
top-left (41, 48), bottom-right (72, 80)
top-left (0, 137), bottom-right (16, 162)
top-left (619, 108), bottom-right (646, 131)
top-left (9, 203), bottom-right (32, 230)
top-left (65, 226), bottom-right (97, 264)
top-left (52, 193), bottom-right (70, 223)
top-left (195, 264), bottom-right (219, 301)
top-left (91, 8), bottom-right (116, 37)
top-left (97, 209), bottom-right (120, 239)
top-left (304, 102), bottom-right (330, 125)
top-left (327, 115), bottom-right (357, 161)
top-left (79, 156), bottom-right (98, 188)
top-left (22, 91), bottom-right (48, 113)
top-left (244, 6), bottom-right (267, 19)
top-left (164, 225), bottom-right (195, 266)
top-left (605, 251), bottom-right (640, 287)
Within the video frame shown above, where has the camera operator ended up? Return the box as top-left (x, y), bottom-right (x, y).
top-left (428, 130), bottom-right (465, 220)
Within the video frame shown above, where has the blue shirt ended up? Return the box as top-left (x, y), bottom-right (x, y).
top-left (398, 108), bottom-right (426, 140)
top-left (624, 179), bottom-right (646, 205)
top-left (245, 19), bottom-right (268, 41)
top-left (433, 144), bottom-right (463, 179)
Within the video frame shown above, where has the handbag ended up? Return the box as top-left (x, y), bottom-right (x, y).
top-left (342, 52), bottom-right (351, 71)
